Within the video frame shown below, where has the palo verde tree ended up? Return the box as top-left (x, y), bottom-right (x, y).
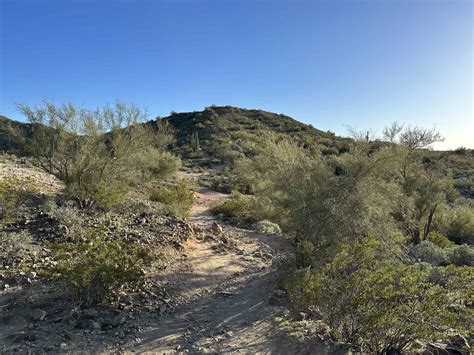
top-left (232, 135), bottom-right (398, 265)
top-left (381, 123), bottom-right (456, 244)
top-left (348, 123), bottom-right (453, 245)
top-left (15, 101), bottom-right (179, 208)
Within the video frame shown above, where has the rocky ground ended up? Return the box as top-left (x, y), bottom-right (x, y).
top-left (121, 186), bottom-right (309, 354)
top-left (0, 160), bottom-right (331, 354)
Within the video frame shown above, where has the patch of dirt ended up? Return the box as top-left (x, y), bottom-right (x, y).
top-left (191, 187), bottom-right (228, 217)
top-left (0, 161), bottom-right (62, 195)
top-left (120, 179), bottom-right (307, 353)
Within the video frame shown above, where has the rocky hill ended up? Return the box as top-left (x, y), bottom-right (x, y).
top-left (1, 106), bottom-right (352, 159)
top-left (0, 115), bottom-right (31, 154)
top-left (163, 106), bottom-right (352, 161)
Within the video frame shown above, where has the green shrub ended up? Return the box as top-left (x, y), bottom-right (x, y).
top-left (426, 231), bottom-right (454, 248)
top-left (284, 236), bottom-right (473, 353)
top-left (43, 202), bottom-right (85, 237)
top-left (253, 220), bottom-right (281, 234)
top-left (436, 205), bottom-right (474, 245)
top-left (294, 240), bottom-right (317, 268)
top-left (113, 197), bottom-right (152, 214)
top-left (321, 146), bottom-right (338, 156)
top-left (453, 146), bottom-right (468, 155)
top-left (51, 227), bottom-right (155, 306)
top-left (136, 150), bottom-right (181, 180)
top-left (150, 181), bottom-right (194, 218)
top-left (198, 175), bottom-right (232, 193)
top-left (411, 240), bottom-right (450, 266)
top-left (66, 179), bottom-right (130, 210)
top-left (186, 150), bottom-right (203, 159)
top-left (282, 267), bottom-right (317, 309)
top-left (0, 230), bottom-right (35, 274)
top-left (449, 245), bottom-right (474, 266)
top-left (0, 177), bottom-right (22, 221)
top-left (0, 176), bottom-right (37, 222)
top-left (210, 193), bottom-right (254, 223)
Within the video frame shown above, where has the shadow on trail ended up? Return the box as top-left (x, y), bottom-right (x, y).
top-left (134, 267), bottom-right (295, 354)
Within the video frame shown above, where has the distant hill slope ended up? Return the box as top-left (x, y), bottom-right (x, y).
top-left (2, 107), bottom-right (350, 158)
top-left (0, 115), bottom-right (33, 154)
top-left (163, 106), bottom-right (352, 161)
top-left (1, 106), bottom-right (473, 198)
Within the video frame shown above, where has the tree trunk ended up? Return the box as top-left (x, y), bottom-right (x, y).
top-left (412, 228), bottom-right (421, 245)
top-left (423, 203), bottom-right (437, 240)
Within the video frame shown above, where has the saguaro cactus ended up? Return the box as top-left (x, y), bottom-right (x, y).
top-left (191, 131), bottom-right (201, 151)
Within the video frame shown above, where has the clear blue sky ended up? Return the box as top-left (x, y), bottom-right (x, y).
top-left (1, 0), bottom-right (472, 149)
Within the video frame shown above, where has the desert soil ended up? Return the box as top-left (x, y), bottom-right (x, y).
top-left (122, 181), bottom-right (308, 354)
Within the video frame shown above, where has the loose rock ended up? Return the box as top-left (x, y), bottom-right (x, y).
top-left (28, 308), bottom-right (47, 322)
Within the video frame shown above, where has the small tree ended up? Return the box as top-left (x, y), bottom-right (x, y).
top-left (15, 101), bottom-right (178, 208)
top-left (381, 124), bottom-right (448, 244)
top-left (232, 136), bottom-right (398, 261)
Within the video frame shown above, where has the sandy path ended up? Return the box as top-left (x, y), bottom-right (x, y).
top-left (124, 178), bottom-right (304, 354)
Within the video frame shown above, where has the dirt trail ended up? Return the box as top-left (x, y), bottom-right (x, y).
top-left (125, 179), bottom-right (307, 354)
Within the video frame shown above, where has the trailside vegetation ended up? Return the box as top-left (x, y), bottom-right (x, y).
top-left (232, 124), bottom-right (474, 352)
top-left (13, 101), bottom-right (180, 209)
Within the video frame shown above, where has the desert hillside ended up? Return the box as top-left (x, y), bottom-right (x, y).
top-left (0, 103), bottom-right (473, 354)
top-left (2, 107), bottom-right (473, 197)
top-left (2, 0), bottom-right (472, 353)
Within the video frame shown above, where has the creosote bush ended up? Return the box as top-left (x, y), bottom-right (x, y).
top-left (210, 193), bottom-right (255, 224)
top-left (149, 181), bottom-right (194, 218)
top-left (50, 227), bottom-right (155, 307)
